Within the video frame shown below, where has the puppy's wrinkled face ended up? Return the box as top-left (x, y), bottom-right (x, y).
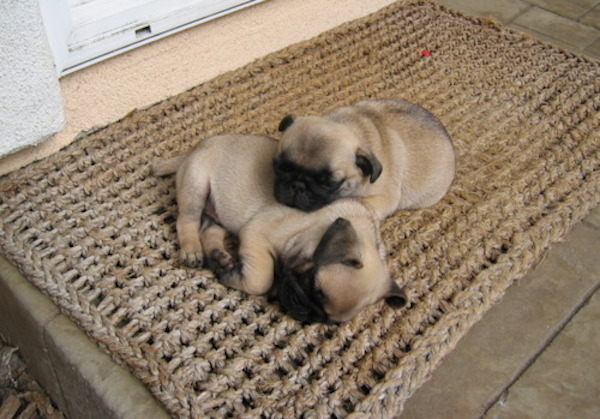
top-left (276, 217), bottom-right (405, 323)
top-left (274, 116), bottom-right (382, 211)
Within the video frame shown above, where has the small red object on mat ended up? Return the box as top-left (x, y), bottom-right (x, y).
top-left (420, 49), bottom-right (432, 56)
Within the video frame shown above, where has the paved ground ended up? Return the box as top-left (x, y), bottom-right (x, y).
top-left (0, 0), bottom-right (598, 418)
top-left (403, 0), bottom-right (600, 417)
top-left (402, 207), bottom-right (600, 418)
top-left (439, 0), bottom-right (600, 60)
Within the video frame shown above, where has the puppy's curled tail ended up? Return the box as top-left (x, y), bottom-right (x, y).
top-left (151, 155), bottom-right (186, 176)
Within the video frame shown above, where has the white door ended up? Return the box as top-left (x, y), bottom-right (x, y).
top-left (40, 0), bottom-right (264, 76)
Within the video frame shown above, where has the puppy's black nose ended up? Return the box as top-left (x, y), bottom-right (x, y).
top-left (293, 181), bottom-right (307, 191)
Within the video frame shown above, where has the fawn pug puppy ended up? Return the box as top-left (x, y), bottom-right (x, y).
top-left (152, 134), bottom-right (406, 323)
top-left (273, 98), bottom-right (456, 219)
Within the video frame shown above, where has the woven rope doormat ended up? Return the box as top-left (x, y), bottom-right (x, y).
top-left (1, 0), bottom-right (599, 417)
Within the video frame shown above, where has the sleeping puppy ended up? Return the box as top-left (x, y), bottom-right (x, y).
top-left (152, 134), bottom-right (406, 323)
top-left (273, 98), bottom-right (456, 219)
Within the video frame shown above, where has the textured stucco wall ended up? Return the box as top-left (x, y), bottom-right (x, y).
top-left (0, 0), bottom-right (64, 157)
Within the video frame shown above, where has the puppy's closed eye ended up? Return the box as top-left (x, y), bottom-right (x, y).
top-left (343, 258), bottom-right (362, 269)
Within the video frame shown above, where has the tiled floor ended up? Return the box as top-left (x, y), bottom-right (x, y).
top-left (402, 208), bottom-right (600, 418)
top-left (439, 0), bottom-right (600, 60)
top-left (402, 0), bottom-right (600, 417)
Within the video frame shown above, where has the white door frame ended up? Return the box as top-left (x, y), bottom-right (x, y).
top-left (40, 0), bottom-right (264, 76)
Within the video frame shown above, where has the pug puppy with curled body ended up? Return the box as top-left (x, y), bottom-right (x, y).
top-left (273, 98), bottom-right (456, 219)
top-left (152, 134), bottom-right (406, 323)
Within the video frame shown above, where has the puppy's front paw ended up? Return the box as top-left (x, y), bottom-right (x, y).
top-left (206, 249), bottom-right (234, 272)
top-left (180, 248), bottom-right (204, 268)
top-left (209, 256), bottom-right (243, 290)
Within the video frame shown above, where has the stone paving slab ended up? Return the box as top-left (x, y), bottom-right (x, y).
top-left (486, 290), bottom-right (600, 418)
top-left (436, 0), bottom-right (531, 22)
top-left (401, 207), bottom-right (600, 418)
top-left (525, 0), bottom-right (600, 20)
top-left (0, 256), bottom-right (169, 419)
top-left (581, 4), bottom-right (600, 28)
top-left (438, 0), bottom-right (600, 60)
top-left (513, 6), bottom-right (599, 48)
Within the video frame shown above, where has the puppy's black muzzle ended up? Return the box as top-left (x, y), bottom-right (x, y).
top-left (273, 262), bottom-right (329, 324)
top-left (274, 179), bottom-right (333, 212)
top-left (273, 155), bottom-right (341, 212)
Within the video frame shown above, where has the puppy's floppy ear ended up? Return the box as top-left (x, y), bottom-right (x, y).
top-left (384, 281), bottom-right (407, 308)
top-left (314, 218), bottom-right (362, 268)
top-left (355, 149), bottom-right (383, 183)
top-left (278, 115), bottom-right (296, 132)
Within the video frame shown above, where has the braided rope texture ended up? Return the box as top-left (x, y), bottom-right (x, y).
top-left (1, 0), bottom-right (599, 416)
